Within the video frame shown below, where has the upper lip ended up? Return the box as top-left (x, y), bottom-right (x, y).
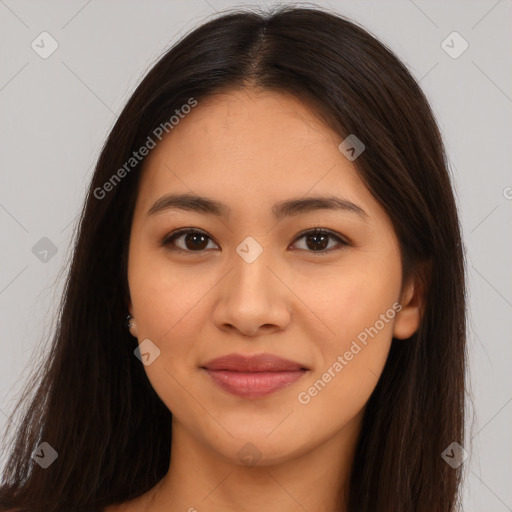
top-left (202, 353), bottom-right (309, 372)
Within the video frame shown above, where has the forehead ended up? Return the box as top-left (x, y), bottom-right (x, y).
top-left (134, 88), bottom-right (380, 224)
top-left (153, 89), bottom-right (338, 162)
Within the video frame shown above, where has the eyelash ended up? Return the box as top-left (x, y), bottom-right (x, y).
top-left (160, 227), bottom-right (350, 255)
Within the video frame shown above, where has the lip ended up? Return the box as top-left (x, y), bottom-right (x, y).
top-left (201, 353), bottom-right (309, 399)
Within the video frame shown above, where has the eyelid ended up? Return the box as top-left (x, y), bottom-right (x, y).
top-left (161, 227), bottom-right (350, 254)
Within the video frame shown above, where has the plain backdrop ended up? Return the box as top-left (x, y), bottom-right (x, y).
top-left (1, 0), bottom-right (511, 510)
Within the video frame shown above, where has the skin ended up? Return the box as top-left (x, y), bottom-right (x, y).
top-left (107, 88), bottom-right (424, 512)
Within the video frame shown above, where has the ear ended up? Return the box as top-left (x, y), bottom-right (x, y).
top-left (125, 296), bottom-right (138, 338)
top-left (393, 263), bottom-right (429, 340)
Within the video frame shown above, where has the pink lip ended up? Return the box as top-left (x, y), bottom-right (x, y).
top-left (201, 353), bottom-right (309, 399)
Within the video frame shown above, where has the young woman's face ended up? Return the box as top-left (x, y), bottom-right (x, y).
top-left (127, 88), bottom-right (421, 466)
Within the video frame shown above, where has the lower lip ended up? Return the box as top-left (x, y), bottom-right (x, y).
top-left (203, 369), bottom-right (307, 398)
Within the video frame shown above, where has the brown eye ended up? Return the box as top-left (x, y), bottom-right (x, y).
top-left (290, 229), bottom-right (349, 254)
top-left (162, 229), bottom-right (219, 252)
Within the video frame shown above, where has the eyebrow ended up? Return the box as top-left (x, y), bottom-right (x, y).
top-left (146, 193), bottom-right (369, 221)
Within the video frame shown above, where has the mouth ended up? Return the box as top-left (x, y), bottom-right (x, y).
top-left (200, 353), bottom-right (310, 399)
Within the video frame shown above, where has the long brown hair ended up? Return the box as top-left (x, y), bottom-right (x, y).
top-left (0, 5), bottom-right (467, 511)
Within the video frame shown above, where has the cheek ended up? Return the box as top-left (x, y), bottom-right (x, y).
top-left (334, 273), bottom-right (398, 343)
top-left (128, 265), bottom-right (208, 417)
top-left (128, 243), bottom-right (212, 338)
top-left (293, 296), bottom-right (396, 445)
top-left (296, 257), bottom-right (401, 352)
top-left (292, 255), bottom-right (401, 428)
top-left (293, 257), bottom-right (399, 383)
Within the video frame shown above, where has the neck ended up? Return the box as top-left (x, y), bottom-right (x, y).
top-left (144, 413), bottom-right (362, 512)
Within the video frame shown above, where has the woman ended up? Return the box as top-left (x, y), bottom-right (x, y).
top-left (0, 5), bottom-right (467, 512)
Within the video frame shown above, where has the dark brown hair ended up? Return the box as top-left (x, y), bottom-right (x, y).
top-left (0, 4), bottom-right (467, 511)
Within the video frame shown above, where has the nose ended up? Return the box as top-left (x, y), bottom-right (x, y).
top-left (210, 248), bottom-right (292, 337)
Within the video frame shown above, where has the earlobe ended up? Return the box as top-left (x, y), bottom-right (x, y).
top-left (392, 275), bottom-right (425, 340)
top-left (125, 295), bottom-right (138, 338)
top-left (128, 318), bottom-right (138, 338)
top-left (126, 308), bottom-right (138, 338)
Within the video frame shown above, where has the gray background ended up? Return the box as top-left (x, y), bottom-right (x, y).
top-left (1, 0), bottom-right (511, 510)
